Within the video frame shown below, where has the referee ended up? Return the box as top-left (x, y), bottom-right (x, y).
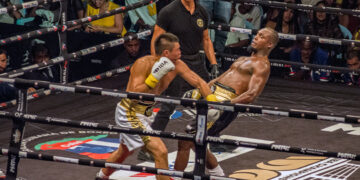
top-left (149, 0), bottom-right (219, 132)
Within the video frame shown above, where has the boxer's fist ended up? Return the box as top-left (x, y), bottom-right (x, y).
top-left (205, 94), bottom-right (218, 102)
top-left (145, 57), bottom-right (175, 88)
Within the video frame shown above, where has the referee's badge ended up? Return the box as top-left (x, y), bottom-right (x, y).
top-left (197, 18), bottom-right (204, 28)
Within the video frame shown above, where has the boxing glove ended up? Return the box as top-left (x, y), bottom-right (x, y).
top-left (205, 94), bottom-right (218, 102)
top-left (183, 89), bottom-right (217, 102)
top-left (183, 89), bottom-right (202, 99)
top-left (145, 57), bottom-right (175, 88)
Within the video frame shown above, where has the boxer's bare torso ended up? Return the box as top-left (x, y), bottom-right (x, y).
top-left (217, 56), bottom-right (270, 95)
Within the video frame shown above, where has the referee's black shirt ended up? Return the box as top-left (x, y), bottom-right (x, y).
top-left (156, 0), bottom-right (209, 56)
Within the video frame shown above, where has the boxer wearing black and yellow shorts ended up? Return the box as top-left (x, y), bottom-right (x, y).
top-left (116, 98), bottom-right (155, 151)
top-left (185, 82), bottom-right (238, 135)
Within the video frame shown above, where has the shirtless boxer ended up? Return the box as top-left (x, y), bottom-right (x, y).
top-left (173, 27), bottom-right (279, 177)
top-left (95, 33), bottom-right (217, 180)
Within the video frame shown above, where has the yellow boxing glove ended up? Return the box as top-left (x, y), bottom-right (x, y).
top-left (205, 94), bottom-right (218, 102)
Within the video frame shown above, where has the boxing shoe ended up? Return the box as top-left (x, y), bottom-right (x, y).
top-left (0, 169), bottom-right (4, 180)
top-left (95, 171), bottom-right (110, 180)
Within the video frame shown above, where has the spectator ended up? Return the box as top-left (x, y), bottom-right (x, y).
top-left (24, 5), bottom-right (58, 27)
top-left (109, 32), bottom-right (149, 69)
top-left (346, 50), bottom-right (360, 71)
top-left (288, 40), bottom-right (330, 81)
top-left (334, 49), bottom-right (360, 86)
top-left (22, 42), bottom-right (60, 83)
top-left (67, 0), bottom-right (85, 31)
top-left (0, 0), bottom-right (24, 24)
top-left (108, 32), bottom-right (149, 87)
top-left (224, 3), bottom-right (250, 56)
top-left (264, 0), bottom-right (302, 32)
top-left (68, 0), bottom-right (85, 20)
top-left (305, 1), bottom-right (343, 39)
top-left (339, 0), bottom-right (360, 36)
top-left (0, 49), bottom-right (17, 102)
top-left (223, 3), bottom-right (262, 59)
top-left (305, 1), bottom-right (344, 66)
top-left (125, 0), bottom-right (156, 32)
top-left (86, 0), bottom-right (126, 36)
top-left (0, 49), bottom-right (8, 73)
top-left (199, 0), bottom-right (232, 61)
top-left (235, 3), bottom-right (262, 30)
top-left (267, 8), bottom-right (299, 60)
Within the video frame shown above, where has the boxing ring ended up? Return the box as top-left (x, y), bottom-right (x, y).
top-left (0, 0), bottom-right (360, 179)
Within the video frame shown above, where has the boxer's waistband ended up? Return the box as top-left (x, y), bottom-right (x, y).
top-left (212, 82), bottom-right (237, 101)
top-left (119, 98), bottom-right (154, 116)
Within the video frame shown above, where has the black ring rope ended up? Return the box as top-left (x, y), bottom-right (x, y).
top-left (0, 89), bottom-right (50, 109)
top-left (73, 64), bottom-right (132, 85)
top-left (0, 64), bottom-right (132, 109)
top-left (209, 23), bottom-right (360, 47)
top-left (0, 147), bottom-right (236, 180)
top-left (0, 0), bottom-right (156, 46)
top-left (0, 111), bottom-right (359, 161)
top-left (0, 30), bottom-right (151, 78)
top-left (0, 77), bottom-right (359, 124)
top-left (226, 0), bottom-right (360, 16)
top-left (202, 51), bottom-right (360, 74)
top-left (0, 0), bottom-right (61, 15)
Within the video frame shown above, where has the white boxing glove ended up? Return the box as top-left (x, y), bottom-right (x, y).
top-left (145, 57), bottom-right (175, 88)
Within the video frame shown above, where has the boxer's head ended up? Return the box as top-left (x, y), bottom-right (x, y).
top-left (154, 33), bottom-right (181, 62)
top-left (251, 28), bottom-right (279, 52)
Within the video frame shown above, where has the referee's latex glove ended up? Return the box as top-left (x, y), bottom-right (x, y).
top-left (210, 64), bottom-right (219, 80)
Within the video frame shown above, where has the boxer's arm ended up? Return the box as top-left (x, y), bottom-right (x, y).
top-left (150, 25), bottom-right (166, 55)
top-left (175, 60), bottom-right (215, 100)
top-left (231, 61), bottom-right (270, 104)
top-left (127, 58), bottom-right (152, 93)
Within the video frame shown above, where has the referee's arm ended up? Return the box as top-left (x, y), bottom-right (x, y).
top-left (202, 29), bottom-right (217, 65)
top-left (150, 25), bottom-right (166, 55)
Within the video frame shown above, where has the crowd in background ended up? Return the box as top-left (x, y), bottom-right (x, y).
top-left (0, 0), bottom-right (359, 90)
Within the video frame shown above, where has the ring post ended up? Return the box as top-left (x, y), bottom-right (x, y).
top-left (193, 100), bottom-right (208, 179)
top-left (59, 0), bottom-right (69, 84)
top-left (5, 87), bottom-right (28, 180)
